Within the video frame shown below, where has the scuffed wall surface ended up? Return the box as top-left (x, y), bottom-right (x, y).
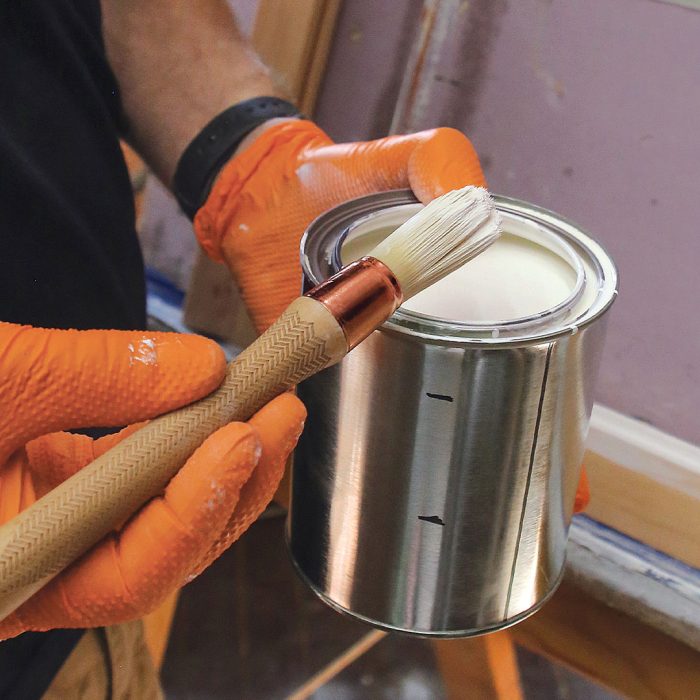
top-left (314, 0), bottom-right (422, 140)
top-left (314, 0), bottom-right (700, 444)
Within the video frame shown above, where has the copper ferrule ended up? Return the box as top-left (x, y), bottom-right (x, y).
top-left (306, 257), bottom-right (403, 350)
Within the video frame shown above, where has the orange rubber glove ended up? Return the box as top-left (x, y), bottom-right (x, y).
top-left (194, 120), bottom-right (486, 333)
top-left (574, 466), bottom-right (590, 513)
top-left (0, 322), bottom-right (305, 639)
top-left (194, 118), bottom-right (590, 514)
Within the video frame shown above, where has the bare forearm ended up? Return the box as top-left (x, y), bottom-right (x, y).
top-left (101, 0), bottom-right (282, 186)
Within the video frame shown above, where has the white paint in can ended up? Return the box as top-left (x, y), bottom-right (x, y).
top-left (341, 204), bottom-right (592, 326)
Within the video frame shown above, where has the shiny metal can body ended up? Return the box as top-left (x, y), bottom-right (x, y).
top-left (289, 191), bottom-right (618, 637)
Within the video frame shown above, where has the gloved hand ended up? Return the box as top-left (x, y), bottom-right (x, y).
top-left (194, 120), bottom-right (486, 333)
top-left (0, 322), bottom-right (305, 639)
top-left (573, 467), bottom-right (590, 513)
top-left (194, 118), bottom-right (592, 514)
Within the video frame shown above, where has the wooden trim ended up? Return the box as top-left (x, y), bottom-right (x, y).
top-left (484, 632), bottom-right (524, 700)
top-left (142, 591), bottom-right (179, 670)
top-left (511, 576), bottom-right (700, 699)
top-left (252, 0), bottom-right (342, 111)
top-left (584, 450), bottom-right (700, 570)
top-left (286, 630), bottom-right (386, 700)
top-left (252, 0), bottom-right (323, 102)
top-left (298, 0), bottom-right (342, 114)
top-left (588, 404), bottom-right (700, 496)
top-left (431, 635), bottom-right (499, 699)
top-left (584, 404), bottom-right (700, 570)
top-left (432, 632), bottom-right (524, 700)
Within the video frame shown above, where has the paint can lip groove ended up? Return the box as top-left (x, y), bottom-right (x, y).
top-left (301, 190), bottom-right (619, 347)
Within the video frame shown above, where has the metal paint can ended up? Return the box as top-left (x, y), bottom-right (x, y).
top-left (288, 190), bottom-right (618, 637)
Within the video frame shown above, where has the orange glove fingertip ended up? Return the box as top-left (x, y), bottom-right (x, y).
top-left (187, 393), bottom-right (307, 577)
top-left (408, 127), bottom-right (487, 202)
top-left (158, 332), bottom-right (227, 397)
top-left (163, 422), bottom-right (261, 524)
top-left (574, 467), bottom-right (590, 513)
top-left (248, 394), bottom-right (306, 461)
top-left (0, 612), bottom-right (26, 641)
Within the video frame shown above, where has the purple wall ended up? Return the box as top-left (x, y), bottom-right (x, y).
top-left (314, 0), bottom-right (423, 141)
top-left (314, 0), bottom-right (700, 445)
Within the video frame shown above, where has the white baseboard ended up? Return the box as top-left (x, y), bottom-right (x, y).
top-left (656, 0), bottom-right (700, 12)
top-left (587, 403), bottom-right (700, 498)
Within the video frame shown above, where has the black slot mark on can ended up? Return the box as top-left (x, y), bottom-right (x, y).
top-left (426, 392), bottom-right (453, 402)
top-left (418, 515), bottom-right (445, 526)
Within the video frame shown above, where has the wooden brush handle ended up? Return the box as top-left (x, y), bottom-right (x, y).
top-left (0, 297), bottom-right (347, 621)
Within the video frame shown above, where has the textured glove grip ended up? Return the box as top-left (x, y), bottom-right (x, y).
top-left (173, 96), bottom-right (301, 219)
top-left (0, 297), bottom-right (346, 621)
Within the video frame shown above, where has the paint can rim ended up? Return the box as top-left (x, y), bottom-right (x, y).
top-left (300, 190), bottom-right (618, 346)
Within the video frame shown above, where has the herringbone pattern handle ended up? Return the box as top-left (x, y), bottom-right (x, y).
top-left (0, 297), bottom-right (346, 617)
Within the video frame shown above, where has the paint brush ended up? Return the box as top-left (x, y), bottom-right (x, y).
top-left (0, 185), bottom-right (502, 620)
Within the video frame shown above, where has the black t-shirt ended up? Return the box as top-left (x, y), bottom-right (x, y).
top-left (0, 2), bottom-right (147, 697)
top-left (0, 0), bottom-right (146, 330)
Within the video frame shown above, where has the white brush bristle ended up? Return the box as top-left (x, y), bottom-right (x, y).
top-left (368, 186), bottom-right (502, 300)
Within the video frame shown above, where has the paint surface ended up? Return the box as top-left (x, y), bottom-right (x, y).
top-left (342, 225), bottom-right (577, 323)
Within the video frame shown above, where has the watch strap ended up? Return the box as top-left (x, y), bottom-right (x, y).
top-left (173, 96), bottom-right (301, 219)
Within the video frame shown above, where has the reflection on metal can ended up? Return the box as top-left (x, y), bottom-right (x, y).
top-left (289, 190), bottom-right (618, 637)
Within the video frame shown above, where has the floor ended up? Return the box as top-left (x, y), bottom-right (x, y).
top-left (161, 515), bottom-right (620, 699)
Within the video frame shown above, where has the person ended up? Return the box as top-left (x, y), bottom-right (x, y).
top-left (0, 1), bottom-right (578, 697)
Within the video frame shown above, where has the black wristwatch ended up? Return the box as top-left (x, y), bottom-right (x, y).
top-left (173, 96), bottom-right (301, 219)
